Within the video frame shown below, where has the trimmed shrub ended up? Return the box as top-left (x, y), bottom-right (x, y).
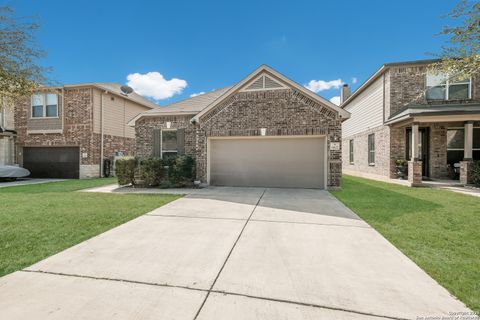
top-left (471, 161), bottom-right (480, 186)
top-left (115, 157), bottom-right (137, 185)
top-left (139, 157), bottom-right (164, 187)
top-left (168, 155), bottom-right (196, 187)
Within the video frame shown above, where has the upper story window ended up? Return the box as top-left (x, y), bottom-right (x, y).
top-left (426, 72), bottom-right (471, 101)
top-left (31, 93), bottom-right (58, 118)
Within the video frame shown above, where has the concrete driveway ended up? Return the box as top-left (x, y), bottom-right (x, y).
top-left (0, 187), bottom-right (471, 319)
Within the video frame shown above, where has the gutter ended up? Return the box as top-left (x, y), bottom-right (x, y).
top-left (127, 111), bottom-right (198, 127)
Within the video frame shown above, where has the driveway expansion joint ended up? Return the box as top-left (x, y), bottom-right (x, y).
top-left (209, 290), bottom-right (410, 320)
top-left (192, 188), bottom-right (267, 320)
top-left (19, 270), bottom-right (405, 320)
top-left (145, 214), bottom-right (247, 221)
top-left (19, 267), bottom-right (409, 320)
top-left (20, 269), bottom-right (207, 293)
top-left (250, 218), bottom-right (372, 228)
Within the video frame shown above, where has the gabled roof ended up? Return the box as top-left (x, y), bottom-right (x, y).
top-left (128, 65), bottom-right (350, 126)
top-left (341, 58), bottom-right (440, 108)
top-left (192, 64), bottom-right (350, 122)
top-left (127, 87), bottom-right (232, 126)
top-left (63, 83), bottom-right (158, 109)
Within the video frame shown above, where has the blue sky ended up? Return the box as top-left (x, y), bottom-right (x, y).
top-left (8, 0), bottom-right (458, 105)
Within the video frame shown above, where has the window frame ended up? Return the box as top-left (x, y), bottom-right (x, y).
top-left (425, 72), bottom-right (472, 101)
top-left (31, 93), bottom-right (59, 119)
top-left (349, 139), bottom-right (354, 164)
top-left (160, 129), bottom-right (178, 158)
top-left (446, 127), bottom-right (480, 152)
top-left (368, 134), bottom-right (375, 166)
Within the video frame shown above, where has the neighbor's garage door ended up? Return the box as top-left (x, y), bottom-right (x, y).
top-left (23, 147), bottom-right (80, 179)
top-left (209, 137), bottom-right (325, 189)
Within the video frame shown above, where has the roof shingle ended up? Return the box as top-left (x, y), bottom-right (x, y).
top-left (141, 86), bottom-right (232, 115)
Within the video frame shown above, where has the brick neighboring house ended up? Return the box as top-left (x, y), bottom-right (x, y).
top-left (14, 83), bottom-right (156, 178)
top-left (341, 59), bottom-right (480, 186)
top-left (130, 65), bottom-right (350, 190)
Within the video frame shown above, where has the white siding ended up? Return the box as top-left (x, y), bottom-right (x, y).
top-left (342, 76), bottom-right (384, 137)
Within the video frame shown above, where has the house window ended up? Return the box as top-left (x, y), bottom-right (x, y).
top-left (368, 134), bottom-right (375, 165)
top-left (31, 93), bottom-right (58, 118)
top-left (161, 130), bottom-right (178, 159)
top-left (349, 139), bottom-right (354, 164)
top-left (447, 128), bottom-right (480, 164)
top-left (426, 72), bottom-right (471, 100)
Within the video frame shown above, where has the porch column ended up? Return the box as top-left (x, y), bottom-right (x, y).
top-left (408, 123), bottom-right (422, 186)
top-left (464, 121), bottom-right (473, 160)
top-left (460, 121), bottom-right (474, 185)
top-left (411, 123), bottom-right (419, 161)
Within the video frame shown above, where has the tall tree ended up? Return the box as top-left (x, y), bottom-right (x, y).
top-left (0, 6), bottom-right (49, 101)
top-left (432, 0), bottom-right (480, 79)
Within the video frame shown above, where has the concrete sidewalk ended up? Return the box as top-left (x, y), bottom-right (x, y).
top-left (0, 187), bottom-right (472, 319)
top-left (0, 178), bottom-right (65, 188)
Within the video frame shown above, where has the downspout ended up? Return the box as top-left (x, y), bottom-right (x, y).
top-left (382, 73), bottom-right (386, 123)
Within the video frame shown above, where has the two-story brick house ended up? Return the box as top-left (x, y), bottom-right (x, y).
top-left (14, 83), bottom-right (156, 178)
top-left (341, 59), bottom-right (480, 186)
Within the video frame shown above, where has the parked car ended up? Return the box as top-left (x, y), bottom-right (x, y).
top-left (0, 165), bottom-right (31, 181)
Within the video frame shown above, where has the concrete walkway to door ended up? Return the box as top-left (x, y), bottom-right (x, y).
top-left (0, 187), bottom-right (472, 319)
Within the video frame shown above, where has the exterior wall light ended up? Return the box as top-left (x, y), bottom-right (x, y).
top-left (166, 121), bottom-right (171, 129)
top-left (260, 128), bottom-right (267, 136)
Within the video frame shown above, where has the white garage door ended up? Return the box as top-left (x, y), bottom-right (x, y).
top-left (209, 136), bottom-right (326, 189)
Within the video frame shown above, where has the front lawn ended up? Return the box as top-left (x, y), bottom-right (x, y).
top-left (0, 178), bottom-right (181, 277)
top-left (332, 175), bottom-right (480, 312)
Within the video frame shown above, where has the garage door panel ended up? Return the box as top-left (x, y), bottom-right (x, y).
top-left (23, 147), bottom-right (80, 179)
top-left (210, 137), bottom-right (325, 189)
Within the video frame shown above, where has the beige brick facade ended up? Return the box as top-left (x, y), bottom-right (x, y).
top-left (136, 89), bottom-right (343, 189)
top-left (342, 125), bottom-right (391, 178)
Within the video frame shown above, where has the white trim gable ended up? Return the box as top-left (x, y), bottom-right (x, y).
top-left (192, 65), bottom-right (350, 123)
top-left (240, 72), bottom-right (288, 92)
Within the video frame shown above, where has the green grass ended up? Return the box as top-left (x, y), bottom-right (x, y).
top-left (0, 178), bottom-right (181, 277)
top-left (332, 175), bottom-right (480, 312)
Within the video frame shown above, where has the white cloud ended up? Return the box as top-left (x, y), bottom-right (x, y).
top-left (126, 71), bottom-right (187, 100)
top-left (190, 91), bottom-right (205, 98)
top-left (305, 79), bottom-right (343, 93)
top-left (330, 96), bottom-right (341, 105)
top-left (352, 77), bottom-right (358, 84)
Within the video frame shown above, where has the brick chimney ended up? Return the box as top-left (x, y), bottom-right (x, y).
top-left (340, 84), bottom-right (351, 104)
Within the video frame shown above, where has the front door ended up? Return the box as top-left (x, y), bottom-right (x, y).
top-left (406, 128), bottom-right (430, 177)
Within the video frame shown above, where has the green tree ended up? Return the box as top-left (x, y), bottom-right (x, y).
top-left (432, 0), bottom-right (480, 79)
top-left (0, 6), bottom-right (49, 101)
